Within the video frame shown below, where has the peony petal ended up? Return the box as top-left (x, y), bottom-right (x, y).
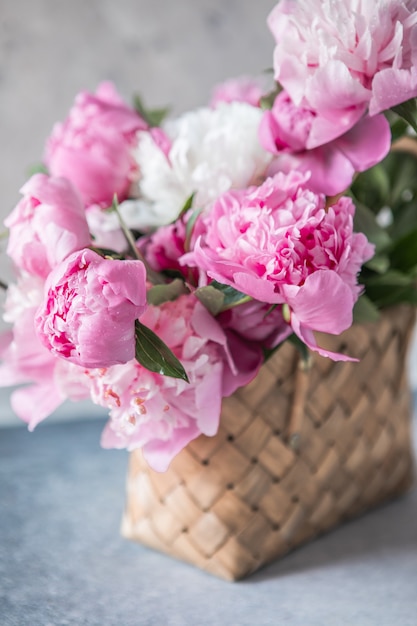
top-left (291, 317), bottom-right (358, 362)
top-left (258, 110), bottom-right (282, 153)
top-left (335, 114), bottom-right (391, 171)
top-left (283, 270), bottom-right (354, 335)
top-left (221, 330), bottom-right (263, 396)
top-left (268, 146), bottom-right (356, 196)
top-left (370, 67), bottom-right (417, 115)
top-left (11, 384), bottom-right (65, 431)
top-left (141, 423), bottom-right (201, 472)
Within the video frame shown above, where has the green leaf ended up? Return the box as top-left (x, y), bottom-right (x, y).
top-left (391, 98), bottom-right (417, 134)
top-left (111, 195), bottom-right (141, 260)
top-left (364, 269), bottom-right (414, 287)
top-left (178, 192), bottom-right (196, 219)
top-left (210, 280), bottom-right (252, 310)
top-left (111, 195), bottom-right (165, 285)
top-left (194, 285), bottom-right (225, 316)
top-left (135, 320), bottom-right (189, 381)
top-left (27, 163), bottom-right (49, 176)
top-left (89, 246), bottom-right (125, 260)
top-left (391, 119), bottom-right (409, 142)
top-left (287, 333), bottom-right (310, 363)
top-left (147, 279), bottom-right (188, 306)
top-left (351, 165), bottom-right (391, 213)
top-left (259, 82), bottom-right (281, 110)
top-left (365, 254), bottom-right (390, 274)
top-left (389, 226), bottom-right (417, 272)
top-left (353, 201), bottom-right (391, 253)
top-left (363, 270), bottom-right (417, 308)
top-left (352, 295), bottom-right (380, 324)
top-left (263, 304), bottom-right (278, 318)
top-left (184, 206), bottom-right (204, 251)
top-left (133, 93), bottom-right (170, 127)
top-left (385, 150), bottom-right (417, 209)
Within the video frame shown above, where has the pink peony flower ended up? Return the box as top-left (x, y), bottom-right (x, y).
top-left (210, 76), bottom-right (264, 108)
top-left (140, 219), bottom-right (188, 274)
top-left (268, 0), bottom-right (417, 143)
top-left (259, 91), bottom-right (391, 195)
top-left (140, 209), bottom-right (205, 279)
top-left (5, 174), bottom-right (91, 278)
top-left (45, 82), bottom-right (147, 207)
top-left (91, 294), bottom-right (262, 471)
top-left (181, 172), bottom-right (374, 359)
top-left (0, 275), bottom-right (89, 430)
top-left (35, 248), bottom-right (148, 368)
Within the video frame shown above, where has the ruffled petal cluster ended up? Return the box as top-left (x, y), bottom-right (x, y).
top-left (91, 295), bottom-right (262, 470)
top-left (269, 0), bottom-right (417, 141)
top-left (259, 91), bottom-right (391, 195)
top-left (45, 82), bottom-right (147, 207)
top-left (182, 172), bottom-right (374, 359)
top-left (5, 174), bottom-right (91, 278)
top-left (128, 102), bottom-right (272, 229)
top-left (35, 249), bottom-right (148, 368)
top-left (0, 275), bottom-right (90, 430)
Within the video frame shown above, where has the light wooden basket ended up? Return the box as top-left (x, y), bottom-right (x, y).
top-left (122, 305), bottom-right (415, 581)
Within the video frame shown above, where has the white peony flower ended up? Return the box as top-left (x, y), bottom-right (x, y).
top-left (3, 273), bottom-right (44, 323)
top-left (127, 102), bottom-right (272, 230)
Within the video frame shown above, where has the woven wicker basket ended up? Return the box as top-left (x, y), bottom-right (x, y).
top-left (122, 305), bottom-right (416, 581)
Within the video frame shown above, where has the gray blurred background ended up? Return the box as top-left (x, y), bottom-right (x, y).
top-left (0, 0), bottom-right (416, 428)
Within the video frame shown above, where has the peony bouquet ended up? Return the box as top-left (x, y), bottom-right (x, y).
top-left (2, 0), bottom-right (417, 472)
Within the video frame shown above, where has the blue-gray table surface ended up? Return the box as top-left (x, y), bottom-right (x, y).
top-left (1, 414), bottom-right (416, 626)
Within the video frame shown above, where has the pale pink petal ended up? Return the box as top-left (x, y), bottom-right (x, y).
top-left (268, 147), bottom-right (355, 196)
top-left (5, 174), bottom-right (91, 277)
top-left (290, 317), bottom-right (358, 362)
top-left (141, 423), bottom-right (201, 472)
top-left (283, 270), bottom-right (354, 335)
top-left (335, 114), bottom-right (391, 171)
top-left (45, 82), bottom-right (147, 207)
top-left (258, 110), bottom-right (282, 153)
top-left (370, 67), bottom-right (417, 115)
top-left (221, 330), bottom-right (263, 396)
top-left (35, 249), bottom-right (148, 368)
top-left (11, 384), bottom-right (65, 431)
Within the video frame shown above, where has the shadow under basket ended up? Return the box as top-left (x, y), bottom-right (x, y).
top-left (122, 305), bottom-right (416, 581)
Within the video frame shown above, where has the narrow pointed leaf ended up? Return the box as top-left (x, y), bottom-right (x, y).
top-left (133, 94), bottom-right (170, 127)
top-left (353, 295), bottom-right (380, 324)
top-left (391, 99), bottom-right (417, 134)
top-left (178, 192), bottom-right (196, 219)
top-left (287, 333), bottom-right (310, 363)
top-left (363, 270), bottom-right (417, 307)
top-left (147, 279), bottom-right (188, 306)
top-left (27, 163), bottom-right (49, 176)
top-left (184, 206), bottom-right (204, 251)
top-left (195, 285), bottom-right (225, 315)
top-left (210, 280), bottom-right (252, 310)
top-left (353, 201), bottom-right (391, 252)
top-left (389, 226), bottom-right (417, 272)
top-left (135, 321), bottom-right (189, 381)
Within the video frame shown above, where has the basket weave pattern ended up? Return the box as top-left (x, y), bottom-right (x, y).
top-left (122, 306), bottom-right (415, 580)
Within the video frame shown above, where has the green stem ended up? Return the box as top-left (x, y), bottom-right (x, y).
top-left (112, 195), bottom-right (165, 285)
